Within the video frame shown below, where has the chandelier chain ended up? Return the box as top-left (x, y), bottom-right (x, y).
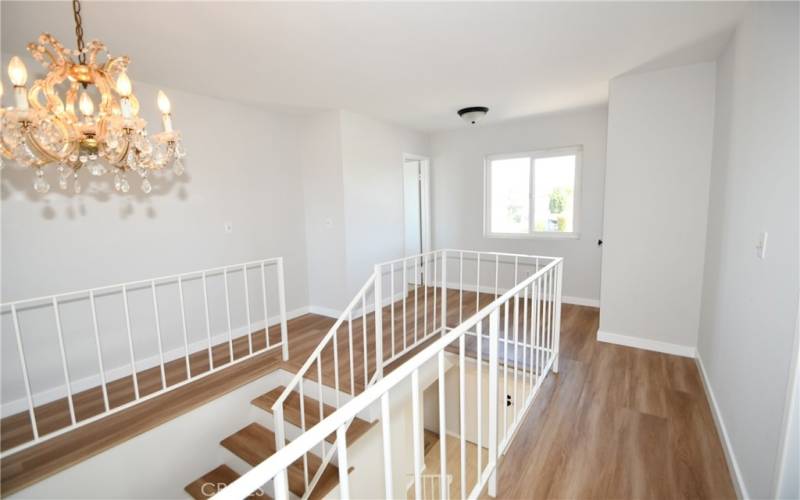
top-left (72, 0), bottom-right (85, 64)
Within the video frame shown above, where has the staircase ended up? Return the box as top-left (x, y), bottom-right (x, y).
top-left (184, 386), bottom-right (371, 500)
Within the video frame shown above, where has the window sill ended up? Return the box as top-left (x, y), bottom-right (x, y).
top-left (484, 232), bottom-right (581, 240)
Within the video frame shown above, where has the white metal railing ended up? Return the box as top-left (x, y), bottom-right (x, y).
top-left (251, 249), bottom-right (562, 500)
top-left (0, 257), bottom-right (289, 458)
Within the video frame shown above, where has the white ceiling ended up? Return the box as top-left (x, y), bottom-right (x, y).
top-left (1, 1), bottom-right (746, 131)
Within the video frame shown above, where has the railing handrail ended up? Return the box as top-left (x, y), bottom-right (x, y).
top-left (215, 255), bottom-right (562, 500)
top-left (0, 256), bottom-right (284, 308)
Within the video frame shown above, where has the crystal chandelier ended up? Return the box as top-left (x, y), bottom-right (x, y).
top-left (0, 0), bottom-right (186, 195)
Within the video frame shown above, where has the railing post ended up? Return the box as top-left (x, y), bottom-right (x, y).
top-left (374, 265), bottom-right (384, 380)
top-left (488, 308), bottom-right (500, 497)
top-left (277, 257), bottom-right (289, 361)
top-left (274, 468), bottom-right (290, 500)
top-left (553, 260), bottom-right (563, 373)
top-left (440, 250), bottom-right (447, 334)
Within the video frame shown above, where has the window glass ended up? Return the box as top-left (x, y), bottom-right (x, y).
top-left (532, 155), bottom-right (576, 233)
top-left (490, 157), bottom-right (530, 234)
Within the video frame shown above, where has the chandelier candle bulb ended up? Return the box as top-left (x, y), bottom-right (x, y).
top-left (115, 72), bottom-right (132, 97)
top-left (8, 56), bottom-right (29, 110)
top-left (8, 56), bottom-right (27, 86)
top-left (157, 90), bottom-right (172, 132)
top-left (78, 92), bottom-right (94, 116)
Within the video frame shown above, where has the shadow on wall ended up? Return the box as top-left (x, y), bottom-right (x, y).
top-left (0, 160), bottom-right (190, 219)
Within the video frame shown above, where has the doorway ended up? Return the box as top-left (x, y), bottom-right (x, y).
top-left (403, 154), bottom-right (431, 283)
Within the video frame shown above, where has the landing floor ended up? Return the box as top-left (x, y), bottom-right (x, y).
top-left (481, 306), bottom-right (737, 499)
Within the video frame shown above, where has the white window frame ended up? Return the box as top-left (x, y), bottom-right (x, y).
top-left (483, 145), bottom-right (582, 239)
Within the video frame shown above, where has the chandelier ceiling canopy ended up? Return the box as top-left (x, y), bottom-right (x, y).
top-left (0, 0), bottom-right (186, 195)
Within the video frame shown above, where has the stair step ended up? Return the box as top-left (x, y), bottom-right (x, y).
top-left (220, 422), bottom-right (340, 499)
top-left (184, 465), bottom-right (268, 500)
top-left (252, 386), bottom-right (372, 444)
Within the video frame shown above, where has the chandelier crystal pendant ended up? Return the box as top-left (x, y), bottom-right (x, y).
top-left (0, 0), bottom-right (186, 194)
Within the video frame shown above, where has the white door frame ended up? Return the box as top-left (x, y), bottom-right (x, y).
top-left (402, 153), bottom-right (431, 256)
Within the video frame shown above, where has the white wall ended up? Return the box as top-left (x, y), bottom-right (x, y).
top-left (598, 62), bottom-right (716, 354)
top-left (429, 106), bottom-right (607, 304)
top-left (340, 111), bottom-right (430, 297)
top-left (299, 111), bottom-right (348, 313)
top-left (0, 58), bottom-right (311, 408)
top-left (696, 3), bottom-right (800, 498)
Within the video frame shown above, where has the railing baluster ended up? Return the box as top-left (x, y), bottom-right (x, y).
top-left (380, 391), bottom-right (393, 499)
top-left (423, 254), bottom-right (428, 338)
top-left (299, 381), bottom-right (309, 488)
top-left (476, 318), bottom-right (483, 477)
top-left (374, 264), bottom-right (384, 380)
top-left (11, 304), bottom-right (39, 439)
top-left (333, 329), bottom-right (341, 408)
top-left (529, 281), bottom-right (537, 390)
top-left (90, 291), bottom-right (111, 410)
top-left (554, 262), bottom-right (563, 373)
top-left (403, 259), bottom-right (408, 351)
top-left (438, 350), bottom-right (448, 500)
top-left (348, 311), bottom-right (355, 395)
top-left (512, 293), bottom-right (520, 424)
top-left (243, 264), bottom-right (253, 355)
top-left (522, 286), bottom-right (529, 398)
top-left (514, 256), bottom-right (519, 287)
top-left (261, 262), bottom-right (270, 350)
top-left (476, 252), bottom-right (481, 313)
top-left (503, 294), bottom-right (510, 434)
top-left (459, 251), bottom-right (464, 324)
top-left (537, 272), bottom-right (543, 382)
top-left (411, 369), bottom-right (423, 500)
top-left (317, 357), bottom-right (325, 456)
top-left (548, 268), bottom-right (554, 364)
top-left (150, 283), bottom-right (167, 390)
top-left (390, 262), bottom-right (396, 359)
top-left (414, 255), bottom-right (419, 344)
top-left (202, 271), bottom-right (214, 371)
top-left (52, 298), bottom-right (76, 425)
top-left (121, 285), bottom-right (140, 399)
top-left (494, 254), bottom-right (499, 299)
top-left (433, 252), bottom-right (438, 336)
top-left (488, 308), bottom-right (500, 497)
top-left (441, 250), bottom-right (447, 333)
top-left (336, 426), bottom-right (351, 498)
top-left (277, 257), bottom-right (289, 361)
top-left (178, 277), bottom-right (191, 380)
top-left (362, 295), bottom-right (368, 387)
top-left (459, 333), bottom-right (466, 499)
top-left (223, 268), bottom-right (234, 363)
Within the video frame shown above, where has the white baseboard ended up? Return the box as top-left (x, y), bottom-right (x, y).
top-left (307, 305), bottom-right (341, 318)
top-left (596, 330), bottom-right (696, 358)
top-left (696, 353), bottom-right (749, 499)
top-left (562, 295), bottom-right (600, 307)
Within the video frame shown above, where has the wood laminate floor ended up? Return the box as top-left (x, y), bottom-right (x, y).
top-left (1, 289), bottom-right (736, 499)
top-left (481, 305), bottom-right (737, 500)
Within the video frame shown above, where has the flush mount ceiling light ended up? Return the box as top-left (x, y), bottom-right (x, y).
top-left (457, 106), bottom-right (489, 125)
top-left (0, 0), bottom-right (186, 195)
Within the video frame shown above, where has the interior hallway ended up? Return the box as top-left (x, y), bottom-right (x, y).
top-left (482, 304), bottom-right (737, 499)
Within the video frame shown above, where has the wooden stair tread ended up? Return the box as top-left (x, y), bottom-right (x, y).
top-left (252, 386), bottom-right (372, 444)
top-left (220, 422), bottom-right (340, 499)
top-left (184, 465), bottom-right (268, 500)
